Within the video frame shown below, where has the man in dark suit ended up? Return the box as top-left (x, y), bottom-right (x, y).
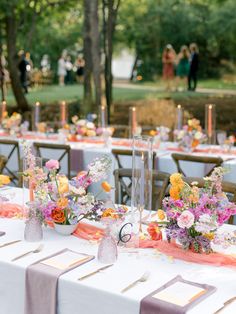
top-left (18, 51), bottom-right (29, 94)
top-left (188, 43), bottom-right (199, 91)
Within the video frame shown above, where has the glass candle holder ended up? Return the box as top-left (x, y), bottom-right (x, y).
top-left (205, 104), bottom-right (216, 145)
top-left (99, 105), bottom-right (107, 128)
top-left (129, 135), bottom-right (153, 246)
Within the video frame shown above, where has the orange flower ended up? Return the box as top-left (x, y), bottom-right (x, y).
top-left (157, 209), bottom-right (165, 221)
top-left (57, 198), bottom-right (68, 209)
top-left (101, 181), bottom-right (112, 192)
top-left (170, 186), bottom-right (180, 200)
top-left (149, 130), bottom-right (157, 137)
top-left (102, 208), bottom-right (119, 219)
top-left (170, 173), bottom-right (183, 186)
top-left (192, 139), bottom-right (199, 148)
top-left (58, 176), bottom-right (69, 194)
top-left (51, 208), bottom-right (66, 223)
top-left (147, 222), bottom-right (162, 241)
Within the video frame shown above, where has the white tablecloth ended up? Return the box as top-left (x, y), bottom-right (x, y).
top-left (0, 188), bottom-right (236, 314)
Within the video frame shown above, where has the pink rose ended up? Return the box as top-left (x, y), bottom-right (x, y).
top-left (45, 159), bottom-right (60, 170)
top-left (177, 210), bottom-right (194, 229)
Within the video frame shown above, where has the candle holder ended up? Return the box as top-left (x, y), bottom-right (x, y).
top-left (175, 104), bottom-right (183, 130)
top-left (129, 135), bottom-right (153, 246)
top-left (33, 102), bottom-right (41, 131)
top-left (129, 106), bottom-right (138, 138)
top-left (0, 100), bottom-right (6, 125)
top-left (60, 101), bottom-right (68, 127)
top-left (99, 105), bottom-right (107, 128)
top-left (205, 104), bottom-right (216, 145)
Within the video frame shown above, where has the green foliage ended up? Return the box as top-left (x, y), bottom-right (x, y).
top-left (116, 0), bottom-right (236, 79)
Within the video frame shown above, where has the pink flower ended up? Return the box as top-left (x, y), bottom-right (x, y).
top-left (177, 210), bottom-right (195, 229)
top-left (45, 159), bottom-right (60, 170)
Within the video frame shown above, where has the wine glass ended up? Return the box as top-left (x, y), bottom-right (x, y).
top-left (217, 131), bottom-right (227, 149)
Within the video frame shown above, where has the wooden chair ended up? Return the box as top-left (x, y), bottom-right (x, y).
top-left (34, 143), bottom-right (71, 177)
top-left (171, 153), bottom-right (224, 177)
top-left (183, 177), bottom-right (236, 224)
top-left (0, 155), bottom-right (7, 173)
top-left (112, 149), bottom-right (157, 169)
top-left (113, 168), bottom-right (170, 210)
top-left (0, 140), bottom-right (20, 186)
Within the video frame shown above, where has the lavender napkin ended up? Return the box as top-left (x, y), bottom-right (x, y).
top-left (0, 231), bottom-right (5, 236)
top-left (25, 249), bottom-right (94, 314)
top-left (140, 275), bottom-right (216, 314)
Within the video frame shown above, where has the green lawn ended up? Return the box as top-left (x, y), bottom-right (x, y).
top-left (4, 79), bottom-right (236, 107)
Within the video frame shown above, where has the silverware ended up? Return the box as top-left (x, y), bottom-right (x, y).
top-left (121, 271), bottom-right (150, 293)
top-left (0, 240), bottom-right (21, 248)
top-left (78, 264), bottom-right (113, 281)
top-left (11, 244), bottom-right (44, 262)
top-left (213, 296), bottom-right (236, 314)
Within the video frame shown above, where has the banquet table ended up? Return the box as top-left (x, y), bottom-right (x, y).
top-left (0, 188), bottom-right (236, 314)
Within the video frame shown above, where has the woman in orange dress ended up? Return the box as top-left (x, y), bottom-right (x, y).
top-left (162, 44), bottom-right (176, 91)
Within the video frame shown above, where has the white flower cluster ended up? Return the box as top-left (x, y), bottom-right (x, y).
top-left (88, 155), bottom-right (112, 182)
top-left (195, 214), bottom-right (218, 234)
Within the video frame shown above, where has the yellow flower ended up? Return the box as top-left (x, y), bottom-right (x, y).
top-left (58, 176), bottom-right (69, 194)
top-left (0, 175), bottom-right (10, 187)
top-left (170, 173), bottom-right (183, 186)
top-left (149, 130), bottom-right (157, 137)
top-left (170, 186), bottom-right (180, 200)
top-left (57, 197), bottom-right (68, 209)
top-left (157, 209), bottom-right (165, 221)
top-left (203, 233), bottom-right (215, 241)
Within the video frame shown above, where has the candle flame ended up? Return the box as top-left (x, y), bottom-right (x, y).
top-left (61, 101), bottom-right (66, 106)
top-left (209, 104), bottom-right (212, 109)
top-left (35, 102), bottom-right (40, 106)
top-left (2, 101), bottom-right (6, 106)
top-left (132, 107), bottom-right (136, 112)
top-left (177, 104), bottom-right (181, 109)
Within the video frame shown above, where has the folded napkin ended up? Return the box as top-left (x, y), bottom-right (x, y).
top-left (0, 231), bottom-right (5, 236)
top-left (25, 249), bottom-right (94, 314)
top-left (0, 203), bottom-right (23, 218)
top-left (140, 275), bottom-right (216, 314)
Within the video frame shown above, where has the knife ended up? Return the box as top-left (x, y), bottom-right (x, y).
top-left (0, 240), bottom-right (21, 248)
top-left (213, 296), bottom-right (236, 314)
top-left (78, 264), bottom-right (113, 281)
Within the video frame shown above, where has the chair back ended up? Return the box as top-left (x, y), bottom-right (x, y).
top-left (34, 143), bottom-right (71, 177)
top-left (183, 177), bottom-right (236, 224)
top-left (0, 155), bottom-right (7, 173)
top-left (171, 153), bottom-right (223, 177)
top-left (113, 168), bottom-right (170, 210)
top-left (0, 140), bottom-right (20, 185)
top-left (112, 149), bottom-right (156, 169)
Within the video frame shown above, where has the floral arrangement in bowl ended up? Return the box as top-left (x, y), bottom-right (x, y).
top-left (161, 167), bottom-right (236, 253)
top-left (38, 156), bottom-right (112, 229)
top-left (150, 126), bottom-right (170, 147)
top-left (2, 112), bottom-right (22, 134)
top-left (174, 118), bottom-right (206, 151)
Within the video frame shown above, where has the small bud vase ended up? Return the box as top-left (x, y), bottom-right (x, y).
top-left (24, 201), bottom-right (43, 242)
top-left (97, 221), bottom-right (117, 264)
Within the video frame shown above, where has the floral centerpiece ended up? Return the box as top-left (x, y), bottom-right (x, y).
top-left (71, 114), bottom-right (100, 137)
top-left (150, 126), bottom-right (170, 147)
top-left (174, 118), bottom-right (206, 151)
top-left (1, 112), bottom-right (22, 135)
top-left (162, 167), bottom-right (236, 253)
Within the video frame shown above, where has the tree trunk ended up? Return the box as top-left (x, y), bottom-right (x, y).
top-left (5, 15), bottom-right (29, 112)
top-left (102, 0), bottom-right (120, 124)
top-left (0, 28), bottom-right (5, 102)
top-left (90, 0), bottom-right (101, 108)
top-left (83, 0), bottom-right (93, 114)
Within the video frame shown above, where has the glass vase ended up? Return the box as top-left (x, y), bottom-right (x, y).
top-left (97, 224), bottom-right (118, 264)
top-left (129, 135), bottom-right (153, 246)
top-left (24, 202), bottom-right (43, 242)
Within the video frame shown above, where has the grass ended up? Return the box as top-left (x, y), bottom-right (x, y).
top-left (5, 82), bottom-right (225, 107)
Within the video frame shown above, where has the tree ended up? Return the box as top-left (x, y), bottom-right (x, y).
top-left (102, 0), bottom-right (120, 123)
top-left (83, 0), bottom-right (101, 114)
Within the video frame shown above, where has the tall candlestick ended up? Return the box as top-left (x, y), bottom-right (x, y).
top-left (129, 106), bottom-right (137, 137)
top-left (205, 104), bottom-right (216, 144)
top-left (0, 100), bottom-right (6, 124)
top-left (60, 101), bottom-right (67, 126)
top-left (176, 104), bottom-right (183, 130)
top-left (140, 152), bottom-right (145, 206)
top-left (34, 102), bottom-right (40, 130)
top-left (100, 105), bottom-right (107, 128)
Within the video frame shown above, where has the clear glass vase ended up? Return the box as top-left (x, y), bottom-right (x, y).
top-left (97, 224), bottom-right (117, 264)
top-left (24, 201), bottom-right (43, 242)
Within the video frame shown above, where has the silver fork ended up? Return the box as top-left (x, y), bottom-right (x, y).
top-left (11, 244), bottom-right (44, 262)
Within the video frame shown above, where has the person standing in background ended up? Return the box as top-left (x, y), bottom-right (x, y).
top-left (188, 43), bottom-right (199, 91)
top-left (176, 45), bottom-right (190, 91)
top-left (65, 55), bottom-right (73, 84)
top-left (18, 50), bottom-right (29, 94)
top-left (25, 52), bottom-right (33, 87)
top-left (162, 44), bottom-right (176, 91)
top-left (75, 56), bottom-right (85, 83)
top-left (57, 54), bottom-right (67, 86)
